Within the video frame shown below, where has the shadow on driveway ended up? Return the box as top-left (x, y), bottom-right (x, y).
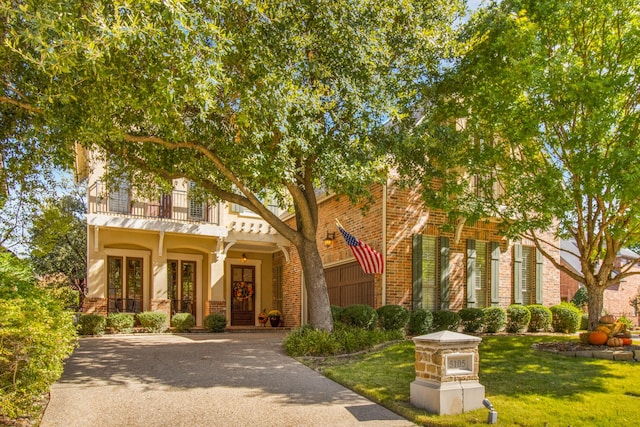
top-left (41, 333), bottom-right (415, 427)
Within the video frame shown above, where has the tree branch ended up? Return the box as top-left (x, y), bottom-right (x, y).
top-left (0, 96), bottom-right (41, 113)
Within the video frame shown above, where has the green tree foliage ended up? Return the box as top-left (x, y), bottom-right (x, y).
top-left (571, 286), bottom-right (589, 310)
top-left (0, 252), bottom-right (77, 419)
top-left (29, 192), bottom-right (87, 309)
top-left (394, 0), bottom-right (640, 330)
top-left (1, 0), bottom-right (463, 330)
top-left (0, 2), bottom-right (73, 253)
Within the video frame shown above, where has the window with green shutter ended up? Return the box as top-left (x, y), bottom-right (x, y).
top-left (467, 240), bottom-right (489, 308)
top-left (513, 244), bottom-right (542, 305)
top-left (421, 236), bottom-right (438, 311)
top-left (521, 246), bottom-right (534, 305)
top-left (475, 242), bottom-right (488, 307)
top-left (413, 235), bottom-right (449, 311)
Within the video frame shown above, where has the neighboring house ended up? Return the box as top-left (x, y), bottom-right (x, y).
top-left (560, 239), bottom-right (640, 326)
top-left (77, 146), bottom-right (562, 329)
top-left (77, 149), bottom-right (290, 328)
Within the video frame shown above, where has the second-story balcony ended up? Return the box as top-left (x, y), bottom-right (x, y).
top-left (88, 181), bottom-right (220, 225)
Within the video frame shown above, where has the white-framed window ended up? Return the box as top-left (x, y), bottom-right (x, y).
top-left (108, 181), bottom-right (130, 214)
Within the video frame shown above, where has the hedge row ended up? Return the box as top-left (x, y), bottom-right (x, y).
top-left (78, 312), bottom-right (230, 335)
top-left (328, 302), bottom-right (582, 337)
top-left (78, 302), bottom-right (582, 337)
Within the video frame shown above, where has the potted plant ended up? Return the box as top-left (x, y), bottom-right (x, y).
top-left (268, 309), bottom-right (282, 327)
top-left (258, 309), bottom-right (268, 327)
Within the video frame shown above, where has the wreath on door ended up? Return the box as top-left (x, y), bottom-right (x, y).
top-left (233, 281), bottom-right (253, 301)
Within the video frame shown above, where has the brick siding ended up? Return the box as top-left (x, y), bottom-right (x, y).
top-left (281, 181), bottom-right (563, 327)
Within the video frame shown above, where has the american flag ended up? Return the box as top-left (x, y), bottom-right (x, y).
top-left (337, 225), bottom-right (384, 274)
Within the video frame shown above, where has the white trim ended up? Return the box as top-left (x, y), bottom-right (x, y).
top-left (86, 213), bottom-right (227, 237)
top-left (277, 244), bottom-right (291, 263)
top-left (382, 182), bottom-right (387, 306)
top-left (94, 226), bottom-right (100, 252)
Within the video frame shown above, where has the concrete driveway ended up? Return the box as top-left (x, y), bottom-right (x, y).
top-left (41, 332), bottom-right (415, 427)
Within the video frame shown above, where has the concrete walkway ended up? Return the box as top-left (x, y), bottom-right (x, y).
top-left (41, 332), bottom-right (415, 427)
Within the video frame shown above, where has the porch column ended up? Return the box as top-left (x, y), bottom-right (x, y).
top-left (209, 253), bottom-right (227, 318)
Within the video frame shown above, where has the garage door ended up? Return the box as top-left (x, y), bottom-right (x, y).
top-left (325, 262), bottom-right (374, 307)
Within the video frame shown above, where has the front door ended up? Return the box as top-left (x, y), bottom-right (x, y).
top-left (231, 265), bottom-right (255, 326)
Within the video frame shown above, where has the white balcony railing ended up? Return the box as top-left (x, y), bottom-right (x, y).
top-left (88, 181), bottom-right (220, 225)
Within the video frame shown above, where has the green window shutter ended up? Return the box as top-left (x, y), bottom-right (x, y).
top-left (412, 234), bottom-right (423, 310)
top-left (490, 242), bottom-right (500, 306)
top-left (440, 236), bottom-right (450, 310)
top-left (513, 243), bottom-right (523, 304)
top-left (535, 248), bottom-right (544, 304)
top-left (466, 239), bottom-right (476, 307)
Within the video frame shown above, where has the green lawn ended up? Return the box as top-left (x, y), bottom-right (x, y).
top-left (303, 335), bottom-right (640, 426)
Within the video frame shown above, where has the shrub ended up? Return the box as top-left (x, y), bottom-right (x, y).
top-left (340, 304), bottom-right (378, 330)
top-left (330, 305), bottom-right (344, 324)
top-left (284, 325), bottom-right (339, 356)
top-left (407, 309), bottom-right (433, 336)
top-left (0, 253), bottom-right (77, 419)
top-left (482, 307), bottom-right (507, 333)
top-left (506, 305), bottom-right (531, 333)
top-left (283, 324), bottom-right (403, 357)
top-left (571, 286), bottom-right (589, 309)
top-left (171, 313), bottom-right (195, 332)
top-left (204, 313), bottom-right (227, 332)
top-left (432, 310), bottom-right (460, 332)
top-left (106, 313), bottom-right (135, 333)
top-left (458, 308), bottom-right (485, 333)
top-left (376, 305), bottom-right (410, 331)
top-left (78, 313), bottom-right (107, 336)
top-left (526, 305), bottom-right (552, 332)
top-left (137, 311), bottom-right (168, 333)
top-left (550, 302), bottom-right (582, 333)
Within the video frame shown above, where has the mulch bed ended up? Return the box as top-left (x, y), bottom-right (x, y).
top-left (533, 341), bottom-right (640, 354)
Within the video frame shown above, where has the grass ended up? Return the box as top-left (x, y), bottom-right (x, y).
top-left (301, 335), bottom-right (640, 426)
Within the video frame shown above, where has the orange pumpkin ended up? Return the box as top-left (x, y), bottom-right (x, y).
top-left (589, 331), bottom-right (608, 345)
top-left (607, 337), bottom-right (624, 347)
top-left (622, 337), bottom-right (632, 346)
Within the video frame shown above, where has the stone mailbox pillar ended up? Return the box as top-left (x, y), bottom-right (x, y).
top-left (410, 330), bottom-right (485, 415)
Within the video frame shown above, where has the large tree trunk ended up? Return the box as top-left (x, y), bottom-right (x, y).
top-left (297, 238), bottom-right (333, 332)
top-left (585, 280), bottom-right (605, 331)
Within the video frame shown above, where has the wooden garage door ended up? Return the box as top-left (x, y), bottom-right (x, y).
top-left (325, 262), bottom-right (374, 307)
